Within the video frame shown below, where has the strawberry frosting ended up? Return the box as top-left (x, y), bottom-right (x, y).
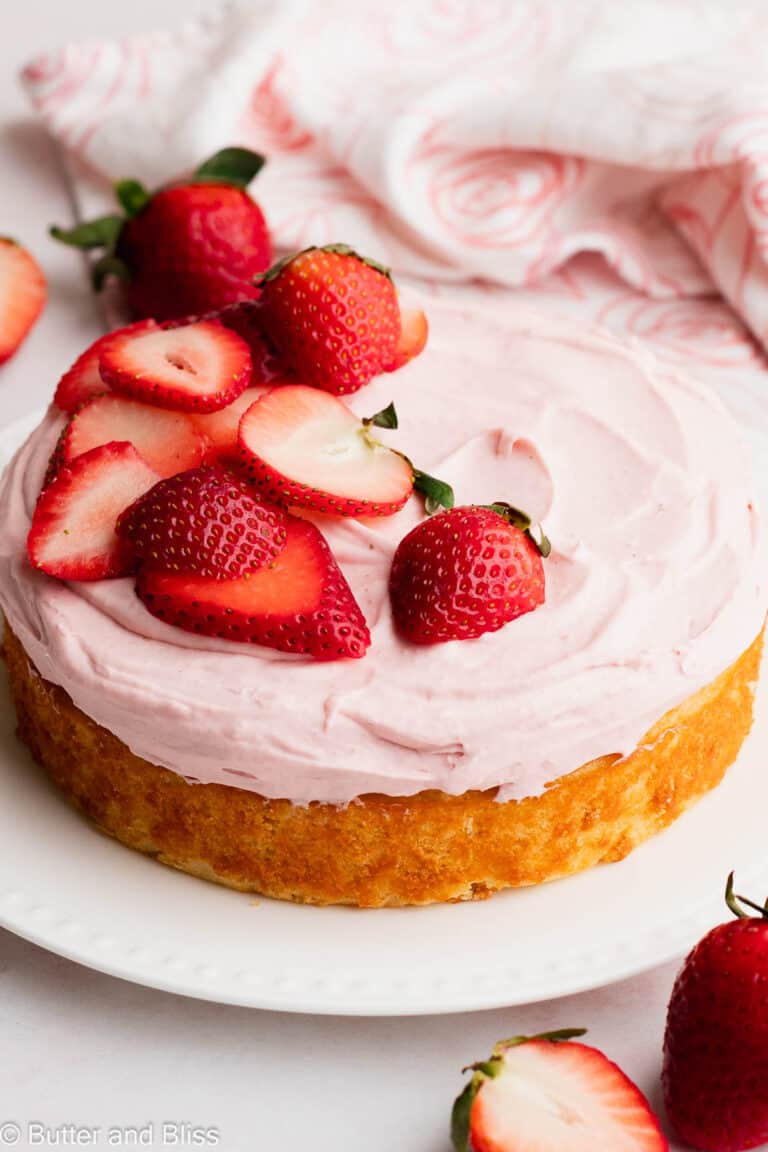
top-left (0, 304), bottom-right (763, 805)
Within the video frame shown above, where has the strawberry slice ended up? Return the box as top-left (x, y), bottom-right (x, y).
top-left (0, 237), bottom-right (46, 364)
top-left (54, 320), bottom-right (159, 413)
top-left (99, 319), bottom-right (252, 413)
top-left (28, 442), bottom-right (160, 581)
top-left (193, 386), bottom-right (269, 463)
top-left (384, 307), bottom-right (428, 372)
top-left (62, 395), bottom-right (206, 479)
top-left (452, 1031), bottom-right (667, 1152)
top-left (136, 515), bottom-right (370, 660)
top-left (117, 465), bottom-right (287, 579)
top-left (238, 385), bottom-right (413, 517)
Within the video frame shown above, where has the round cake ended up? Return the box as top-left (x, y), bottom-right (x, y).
top-left (0, 303), bottom-right (763, 906)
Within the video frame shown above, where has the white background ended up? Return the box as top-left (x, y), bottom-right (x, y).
top-left (0, 4), bottom-right (726, 1150)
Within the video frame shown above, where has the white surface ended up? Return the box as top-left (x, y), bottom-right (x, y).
top-left (0, 4), bottom-right (763, 1151)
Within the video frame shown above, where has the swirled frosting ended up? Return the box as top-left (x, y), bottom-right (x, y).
top-left (0, 305), bottom-right (763, 805)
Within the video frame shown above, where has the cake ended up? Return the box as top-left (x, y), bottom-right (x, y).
top-left (0, 298), bottom-right (763, 907)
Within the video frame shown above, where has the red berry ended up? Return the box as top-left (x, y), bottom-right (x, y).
top-left (28, 442), bottom-right (160, 580)
top-left (390, 506), bottom-right (546, 644)
top-left (54, 320), bottom-right (159, 413)
top-left (238, 384), bottom-right (413, 516)
top-left (452, 1031), bottom-right (667, 1152)
top-left (0, 238), bottom-right (46, 364)
top-left (256, 245), bottom-right (401, 395)
top-left (383, 307), bottom-right (428, 372)
top-left (117, 466), bottom-right (287, 579)
top-left (136, 515), bottom-right (370, 661)
top-left (62, 395), bottom-right (206, 479)
top-left (99, 319), bottom-right (252, 413)
top-left (663, 874), bottom-right (768, 1152)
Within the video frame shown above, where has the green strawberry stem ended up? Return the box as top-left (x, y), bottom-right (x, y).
top-left (488, 501), bottom-right (552, 558)
top-left (362, 402), bottom-right (455, 514)
top-left (363, 402), bottom-right (398, 430)
top-left (725, 871), bottom-right (768, 919)
top-left (451, 1029), bottom-right (587, 1152)
top-left (115, 179), bottom-right (151, 218)
top-left (256, 243), bottom-right (393, 287)
top-left (50, 216), bottom-right (124, 250)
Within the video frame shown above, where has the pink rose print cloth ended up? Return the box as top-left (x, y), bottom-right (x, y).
top-left (19, 0), bottom-right (768, 353)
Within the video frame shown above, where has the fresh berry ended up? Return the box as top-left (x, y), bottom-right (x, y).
top-left (62, 395), bottom-right (206, 479)
top-left (99, 319), bottom-right (251, 413)
top-left (452, 1030), bottom-right (667, 1152)
top-left (136, 514), bottom-right (370, 660)
top-left (54, 320), bottom-right (159, 413)
top-left (238, 385), bottom-right (413, 516)
top-left (390, 505), bottom-right (547, 644)
top-left (663, 873), bottom-right (768, 1152)
top-left (384, 307), bottom-right (428, 372)
top-left (256, 245), bottom-right (401, 395)
top-left (28, 442), bottom-right (160, 580)
top-left (0, 237), bottom-right (46, 363)
top-left (117, 466), bottom-right (286, 579)
top-left (51, 148), bottom-right (271, 322)
top-left (193, 386), bottom-right (268, 463)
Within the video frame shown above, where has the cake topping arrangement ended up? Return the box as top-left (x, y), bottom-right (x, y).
top-left (389, 505), bottom-right (547, 645)
top-left (26, 239), bottom-right (548, 661)
top-left (50, 148), bottom-right (271, 322)
top-left (116, 466), bottom-right (288, 580)
top-left (98, 319), bottom-right (253, 413)
top-left (0, 236), bottom-right (46, 364)
top-left (662, 872), bottom-right (768, 1152)
top-left (137, 514), bottom-right (370, 660)
top-left (28, 441), bottom-right (160, 581)
top-left (451, 1029), bottom-right (667, 1152)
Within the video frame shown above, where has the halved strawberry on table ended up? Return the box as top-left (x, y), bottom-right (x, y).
top-left (60, 395), bottom-right (206, 479)
top-left (238, 385), bottom-right (415, 517)
top-left (28, 442), bottom-right (160, 580)
top-left (136, 514), bottom-right (370, 661)
top-left (99, 319), bottom-right (252, 413)
top-left (117, 465), bottom-right (287, 579)
top-left (0, 237), bottom-right (46, 364)
top-left (452, 1030), bottom-right (668, 1152)
top-left (54, 319), bottom-right (159, 414)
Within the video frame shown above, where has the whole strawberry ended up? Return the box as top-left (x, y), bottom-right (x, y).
top-left (663, 873), bottom-right (768, 1152)
top-left (51, 148), bottom-right (271, 322)
top-left (256, 245), bottom-right (401, 395)
top-left (390, 504), bottom-right (549, 645)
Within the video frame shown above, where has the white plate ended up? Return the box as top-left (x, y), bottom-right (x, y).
top-left (1, 411), bottom-right (767, 1016)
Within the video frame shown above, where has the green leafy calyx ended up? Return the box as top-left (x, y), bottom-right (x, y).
top-left (725, 871), bottom-right (768, 920)
top-left (488, 502), bottom-right (551, 558)
top-left (192, 147), bottom-right (266, 189)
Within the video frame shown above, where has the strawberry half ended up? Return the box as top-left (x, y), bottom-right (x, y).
top-left (384, 307), bottom-right (428, 372)
top-left (389, 505), bottom-right (548, 644)
top-left (136, 515), bottom-right (370, 660)
top-left (117, 466), bottom-right (287, 579)
top-left (452, 1030), bottom-right (667, 1152)
top-left (663, 873), bottom-right (768, 1152)
top-left (28, 442), bottom-right (160, 580)
top-left (0, 237), bottom-right (46, 364)
top-left (54, 320), bottom-right (159, 413)
top-left (238, 385), bottom-right (413, 516)
top-left (99, 319), bottom-right (252, 413)
top-left (256, 245), bottom-right (401, 395)
top-left (62, 395), bottom-right (206, 479)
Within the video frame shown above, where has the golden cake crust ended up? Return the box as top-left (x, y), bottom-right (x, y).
top-left (2, 623), bottom-right (762, 907)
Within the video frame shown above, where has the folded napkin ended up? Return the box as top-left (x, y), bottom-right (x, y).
top-left (20, 0), bottom-right (768, 365)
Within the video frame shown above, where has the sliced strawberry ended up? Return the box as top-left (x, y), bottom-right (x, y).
top-left (238, 385), bottom-right (413, 517)
top-left (213, 300), bottom-right (292, 385)
top-left (117, 465), bottom-right (287, 579)
top-left (384, 308), bottom-right (428, 372)
top-left (453, 1032), bottom-right (667, 1152)
top-left (0, 238), bottom-right (46, 364)
top-left (193, 386), bottom-right (269, 463)
top-left (54, 320), bottom-right (159, 413)
top-left (99, 320), bottom-right (252, 413)
top-left (28, 442), bottom-right (160, 581)
top-left (62, 395), bottom-right (206, 479)
top-left (136, 515), bottom-right (370, 660)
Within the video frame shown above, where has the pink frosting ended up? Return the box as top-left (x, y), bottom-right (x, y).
top-left (0, 304), bottom-right (763, 805)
